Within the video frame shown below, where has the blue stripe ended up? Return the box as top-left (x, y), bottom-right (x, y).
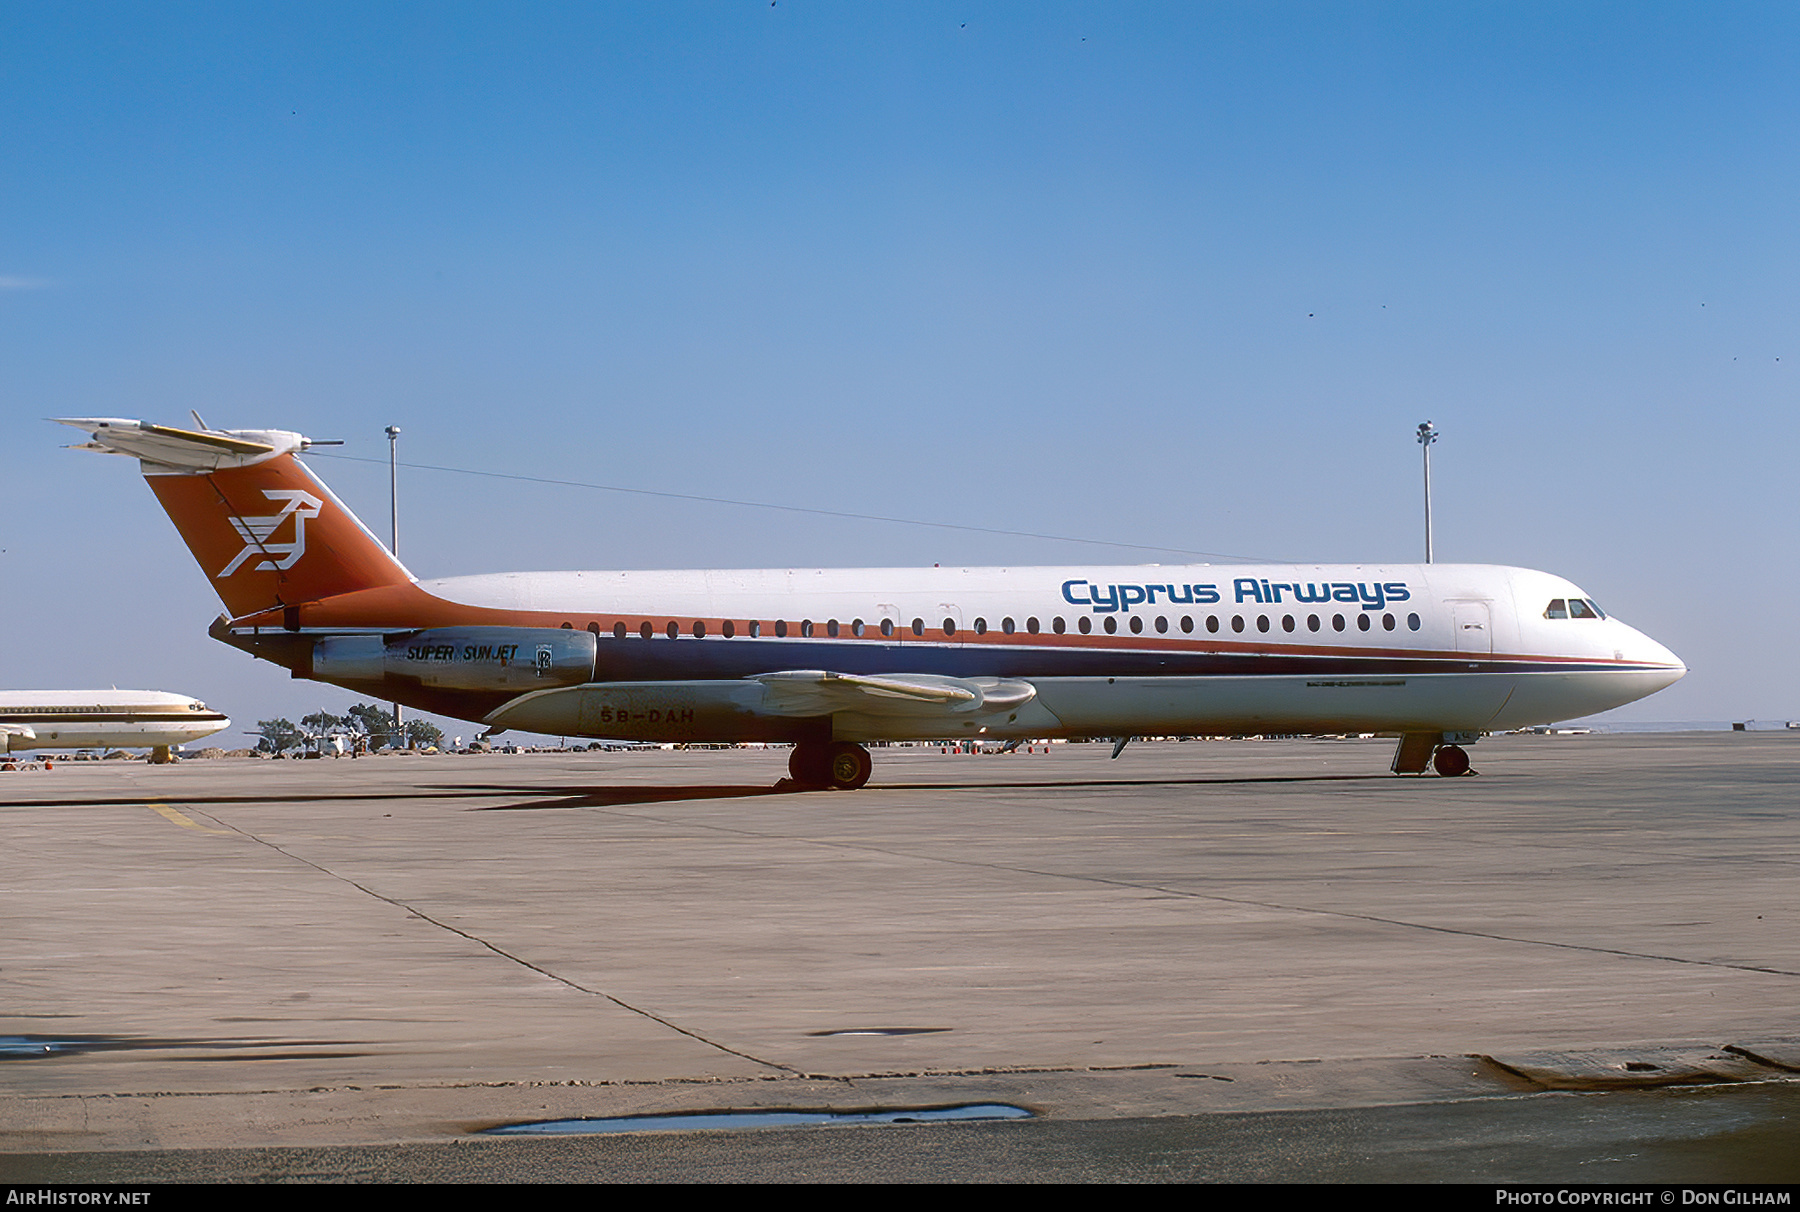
top-left (589, 637), bottom-right (1657, 682)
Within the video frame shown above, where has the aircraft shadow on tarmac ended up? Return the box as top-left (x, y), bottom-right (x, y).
top-left (457, 772), bottom-right (1392, 811)
top-left (0, 773), bottom-right (1394, 813)
top-left (0, 1033), bottom-right (374, 1062)
top-left (466, 783), bottom-right (792, 811)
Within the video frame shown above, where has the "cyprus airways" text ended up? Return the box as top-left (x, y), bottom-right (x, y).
top-left (1061, 579), bottom-right (1411, 613)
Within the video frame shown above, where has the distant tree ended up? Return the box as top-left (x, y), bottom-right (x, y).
top-left (254, 718), bottom-right (304, 754)
top-left (346, 703), bottom-right (398, 750)
top-left (301, 710), bottom-right (345, 737)
top-left (404, 719), bottom-right (445, 750)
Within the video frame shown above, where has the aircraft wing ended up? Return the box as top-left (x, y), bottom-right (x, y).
top-left (752, 670), bottom-right (981, 715)
top-left (481, 672), bottom-right (1053, 738)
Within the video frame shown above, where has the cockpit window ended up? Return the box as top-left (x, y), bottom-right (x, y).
top-left (1546, 597), bottom-right (1606, 620)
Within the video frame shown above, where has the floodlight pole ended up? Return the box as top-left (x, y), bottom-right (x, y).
top-left (1416, 421), bottom-right (1438, 564)
top-left (386, 425), bottom-right (401, 558)
top-left (387, 425), bottom-right (403, 747)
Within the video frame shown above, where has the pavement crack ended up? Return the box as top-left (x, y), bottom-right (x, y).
top-left (185, 806), bottom-right (797, 1076)
top-left (597, 808), bottom-right (1800, 980)
top-left (985, 866), bottom-right (1800, 979)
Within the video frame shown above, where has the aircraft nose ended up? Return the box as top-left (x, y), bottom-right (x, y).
top-left (1621, 624), bottom-right (1685, 686)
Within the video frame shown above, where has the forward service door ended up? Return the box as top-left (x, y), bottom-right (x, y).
top-left (1451, 601), bottom-right (1493, 654)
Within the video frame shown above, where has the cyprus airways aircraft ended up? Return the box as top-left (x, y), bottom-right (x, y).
top-left (56, 417), bottom-right (1684, 788)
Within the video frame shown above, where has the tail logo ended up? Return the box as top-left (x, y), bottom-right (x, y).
top-left (218, 489), bottom-right (324, 577)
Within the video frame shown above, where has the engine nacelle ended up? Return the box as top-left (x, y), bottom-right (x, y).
top-left (311, 627), bottom-right (597, 691)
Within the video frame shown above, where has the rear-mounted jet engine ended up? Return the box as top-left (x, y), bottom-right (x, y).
top-left (309, 626), bottom-right (597, 691)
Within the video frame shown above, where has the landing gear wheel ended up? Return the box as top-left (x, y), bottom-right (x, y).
top-left (825, 742), bottom-right (873, 791)
top-left (789, 742), bottom-right (832, 788)
top-left (1432, 744), bottom-right (1471, 777)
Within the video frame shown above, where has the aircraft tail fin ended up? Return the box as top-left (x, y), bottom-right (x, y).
top-left (55, 418), bottom-right (411, 619)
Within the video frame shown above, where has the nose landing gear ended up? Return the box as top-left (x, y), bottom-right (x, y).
top-left (788, 741), bottom-right (873, 790)
top-left (1431, 743), bottom-right (1471, 777)
top-left (1391, 732), bottom-right (1478, 776)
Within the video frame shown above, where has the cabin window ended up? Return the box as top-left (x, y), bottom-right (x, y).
top-left (1281, 615), bottom-right (1295, 632)
top-left (1544, 599), bottom-right (1569, 619)
top-left (1256, 615), bottom-right (1271, 633)
top-left (973, 617), bottom-right (987, 635)
top-left (1356, 614), bottom-right (1371, 632)
top-left (880, 618), bottom-right (894, 637)
top-left (666, 621), bottom-right (680, 638)
top-left (640, 622), bottom-right (654, 639)
top-left (587, 622), bottom-right (601, 636)
top-left (1307, 614), bottom-right (1320, 632)
top-left (1206, 615), bottom-right (1219, 633)
top-left (614, 622), bottom-right (627, 639)
top-left (1026, 617), bottom-right (1040, 634)
top-left (802, 620), bottom-right (814, 637)
top-left (827, 619), bottom-right (839, 637)
top-left (851, 619), bottom-right (865, 637)
top-left (1155, 616), bottom-right (1168, 633)
top-left (1181, 615), bottom-right (1193, 633)
top-left (1128, 616), bottom-right (1143, 634)
top-left (1231, 616), bottom-right (1245, 633)
top-left (722, 620), bottom-right (735, 638)
top-left (561, 621), bottom-right (572, 629)
top-left (1053, 617), bottom-right (1067, 634)
top-left (1407, 613), bottom-right (1420, 631)
top-left (1332, 614), bottom-right (1346, 632)
top-left (1382, 613), bottom-right (1395, 631)
top-left (1002, 617), bottom-right (1015, 634)
top-left (943, 618), bottom-right (957, 636)
top-left (1078, 616), bottom-right (1091, 634)
top-left (776, 620), bottom-right (788, 638)
top-left (692, 621), bottom-right (706, 637)
top-left (750, 620), bottom-right (761, 638)
top-left (1104, 617), bottom-right (1118, 634)
top-left (912, 618), bottom-right (924, 636)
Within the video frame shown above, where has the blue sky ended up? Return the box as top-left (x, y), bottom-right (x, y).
top-left (2, 2), bottom-right (1795, 733)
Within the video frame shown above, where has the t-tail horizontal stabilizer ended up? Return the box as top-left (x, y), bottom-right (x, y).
top-left (56, 417), bottom-right (407, 618)
top-left (50, 417), bottom-right (325, 472)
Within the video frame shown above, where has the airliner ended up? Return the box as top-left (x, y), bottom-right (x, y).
top-left (55, 417), bottom-right (1685, 788)
top-left (0, 689), bottom-right (230, 762)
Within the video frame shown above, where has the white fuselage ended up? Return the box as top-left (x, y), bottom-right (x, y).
top-left (396, 561), bottom-right (1684, 741)
top-left (0, 690), bottom-right (231, 754)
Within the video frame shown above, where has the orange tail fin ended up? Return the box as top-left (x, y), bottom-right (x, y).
top-left (57, 418), bottom-right (411, 618)
top-left (147, 455), bottom-right (411, 617)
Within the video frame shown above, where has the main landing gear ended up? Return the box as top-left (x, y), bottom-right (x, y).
top-left (788, 741), bottom-right (873, 791)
